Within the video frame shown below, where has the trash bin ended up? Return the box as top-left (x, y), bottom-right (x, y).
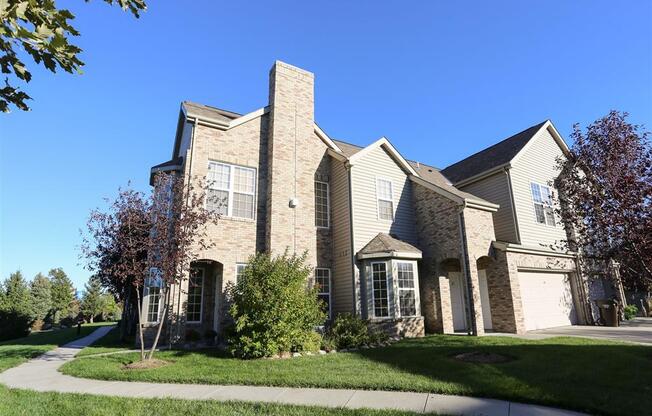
top-left (595, 299), bottom-right (619, 327)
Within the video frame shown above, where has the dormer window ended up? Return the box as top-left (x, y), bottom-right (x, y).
top-left (530, 182), bottom-right (555, 226)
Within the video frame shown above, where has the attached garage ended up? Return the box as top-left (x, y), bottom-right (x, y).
top-left (518, 271), bottom-right (577, 331)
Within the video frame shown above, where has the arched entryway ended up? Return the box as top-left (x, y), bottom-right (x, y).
top-left (439, 258), bottom-right (467, 333)
top-left (476, 256), bottom-right (494, 331)
top-left (183, 260), bottom-right (223, 337)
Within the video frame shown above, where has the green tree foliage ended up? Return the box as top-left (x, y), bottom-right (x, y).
top-left (29, 272), bottom-right (52, 322)
top-left (0, 270), bottom-right (34, 339)
top-left (228, 252), bottom-right (325, 358)
top-left (1, 0), bottom-right (147, 112)
top-left (3, 270), bottom-right (32, 316)
top-left (49, 267), bottom-right (74, 322)
top-left (100, 293), bottom-right (121, 321)
top-left (81, 276), bottom-right (103, 322)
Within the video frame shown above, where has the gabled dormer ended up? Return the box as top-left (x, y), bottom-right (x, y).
top-left (442, 120), bottom-right (571, 250)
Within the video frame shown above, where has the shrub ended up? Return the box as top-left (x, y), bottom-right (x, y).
top-left (324, 313), bottom-right (382, 349)
top-left (0, 310), bottom-right (33, 341)
top-left (624, 304), bottom-right (638, 320)
top-left (185, 329), bottom-right (201, 342)
top-left (228, 252), bottom-right (326, 358)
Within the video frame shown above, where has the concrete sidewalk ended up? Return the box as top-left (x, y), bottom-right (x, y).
top-left (0, 326), bottom-right (586, 416)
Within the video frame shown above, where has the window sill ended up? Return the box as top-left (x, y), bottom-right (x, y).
top-left (219, 215), bottom-right (256, 224)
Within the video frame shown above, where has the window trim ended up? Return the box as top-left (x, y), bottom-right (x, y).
top-left (375, 177), bottom-right (395, 221)
top-left (395, 261), bottom-right (418, 318)
top-left (186, 268), bottom-right (204, 324)
top-left (314, 180), bottom-right (330, 229)
top-left (529, 181), bottom-right (556, 227)
top-left (315, 268), bottom-right (332, 320)
top-left (207, 160), bottom-right (257, 220)
top-left (235, 263), bottom-right (247, 283)
top-left (143, 268), bottom-right (164, 324)
top-left (370, 261), bottom-right (390, 318)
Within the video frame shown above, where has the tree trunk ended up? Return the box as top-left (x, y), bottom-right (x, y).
top-left (147, 287), bottom-right (168, 360)
top-left (135, 285), bottom-right (146, 361)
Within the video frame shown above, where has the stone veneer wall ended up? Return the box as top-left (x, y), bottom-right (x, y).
top-left (412, 182), bottom-right (496, 335)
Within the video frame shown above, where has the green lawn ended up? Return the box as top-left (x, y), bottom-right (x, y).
top-left (0, 322), bottom-right (114, 372)
top-left (64, 334), bottom-right (652, 416)
top-left (74, 326), bottom-right (133, 357)
top-left (0, 324), bottom-right (416, 415)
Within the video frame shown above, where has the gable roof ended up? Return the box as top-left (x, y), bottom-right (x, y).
top-left (331, 139), bottom-right (497, 210)
top-left (357, 233), bottom-right (422, 259)
top-left (441, 121), bottom-right (548, 184)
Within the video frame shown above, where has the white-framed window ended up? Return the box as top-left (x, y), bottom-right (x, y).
top-left (235, 263), bottom-right (247, 283)
top-left (530, 182), bottom-right (556, 226)
top-left (376, 178), bottom-right (394, 221)
top-left (371, 262), bottom-right (390, 317)
top-left (186, 268), bottom-right (204, 323)
top-left (207, 161), bottom-right (256, 219)
top-left (314, 181), bottom-right (330, 228)
top-left (315, 268), bottom-right (331, 319)
top-left (396, 262), bottom-right (417, 317)
top-left (144, 268), bottom-right (163, 323)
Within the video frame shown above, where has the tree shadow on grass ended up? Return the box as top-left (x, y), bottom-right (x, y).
top-left (351, 336), bottom-right (652, 416)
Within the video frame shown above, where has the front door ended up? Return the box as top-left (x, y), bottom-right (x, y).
top-left (478, 269), bottom-right (493, 330)
top-left (449, 272), bottom-right (467, 331)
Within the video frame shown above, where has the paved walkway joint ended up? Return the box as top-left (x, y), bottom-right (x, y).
top-left (0, 326), bottom-right (587, 415)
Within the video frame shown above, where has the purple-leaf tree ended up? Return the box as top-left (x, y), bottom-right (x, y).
top-left (555, 111), bottom-right (652, 292)
top-left (145, 173), bottom-right (219, 360)
top-left (81, 187), bottom-right (151, 359)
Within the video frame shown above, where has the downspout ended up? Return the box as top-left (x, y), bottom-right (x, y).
top-left (457, 204), bottom-right (478, 335)
top-left (504, 168), bottom-right (521, 244)
top-left (346, 162), bottom-right (358, 315)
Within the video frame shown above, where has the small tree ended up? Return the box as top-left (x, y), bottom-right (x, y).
top-left (81, 276), bottom-right (104, 322)
top-left (556, 111), bottom-right (652, 291)
top-left (145, 173), bottom-right (219, 360)
top-left (30, 272), bottom-right (52, 324)
top-left (81, 186), bottom-right (151, 359)
top-left (49, 267), bottom-right (75, 323)
top-left (228, 252), bottom-right (325, 359)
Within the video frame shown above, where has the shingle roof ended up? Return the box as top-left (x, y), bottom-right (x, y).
top-left (182, 101), bottom-right (241, 125)
top-left (441, 121), bottom-right (548, 184)
top-left (332, 139), bottom-right (364, 157)
top-left (358, 233), bottom-right (421, 256)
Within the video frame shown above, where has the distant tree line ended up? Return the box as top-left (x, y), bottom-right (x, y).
top-left (0, 268), bottom-right (120, 341)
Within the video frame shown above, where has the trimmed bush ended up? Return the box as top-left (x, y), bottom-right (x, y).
top-left (624, 304), bottom-right (638, 320)
top-left (324, 313), bottom-right (388, 349)
top-left (228, 252), bottom-right (326, 358)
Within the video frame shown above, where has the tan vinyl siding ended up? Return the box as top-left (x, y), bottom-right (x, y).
top-left (177, 122), bottom-right (194, 159)
top-left (350, 146), bottom-right (418, 253)
top-left (331, 158), bottom-right (353, 314)
top-left (509, 127), bottom-right (568, 249)
top-left (460, 171), bottom-right (518, 243)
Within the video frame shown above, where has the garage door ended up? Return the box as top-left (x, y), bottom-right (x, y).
top-left (518, 271), bottom-right (577, 331)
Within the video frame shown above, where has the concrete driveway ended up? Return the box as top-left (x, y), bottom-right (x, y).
top-left (521, 317), bottom-right (652, 345)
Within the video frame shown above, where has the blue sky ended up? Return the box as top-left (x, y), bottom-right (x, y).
top-left (1, 1), bottom-right (651, 289)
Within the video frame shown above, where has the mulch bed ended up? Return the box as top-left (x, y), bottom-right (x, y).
top-left (122, 358), bottom-right (170, 370)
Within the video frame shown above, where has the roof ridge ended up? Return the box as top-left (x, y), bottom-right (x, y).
top-left (443, 120), bottom-right (548, 172)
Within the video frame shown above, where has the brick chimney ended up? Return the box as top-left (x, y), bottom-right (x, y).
top-left (265, 61), bottom-right (316, 255)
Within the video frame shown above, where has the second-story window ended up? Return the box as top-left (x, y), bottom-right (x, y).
top-left (314, 181), bottom-right (329, 228)
top-left (530, 182), bottom-right (555, 226)
top-left (376, 178), bottom-right (394, 221)
top-left (207, 161), bottom-right (256, 219)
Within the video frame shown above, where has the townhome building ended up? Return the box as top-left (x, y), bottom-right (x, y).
top-left (146, 61), bottom-right (593, 343)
